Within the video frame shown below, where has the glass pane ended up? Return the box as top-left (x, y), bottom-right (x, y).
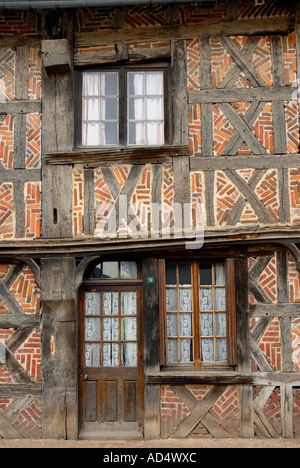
top-left (121, 317), bottom-right (137, 341)
top-left (200, 313), bottom-right (214, 337)
top-left (85, 317), bottom-right (101, 342)
top-left (120, 261), bottom-right (137, 279)
top-left (103, 262), bottom-right (119, 279)
top-left (101, 97), bottom-right (118, 120)
top-left (146, 97), bottom-right (163, 120)
top-left (200, 264), bottom-right (213, 285)
top-left (167, 339), bottom-right (178, 363)
top-left (180, 338), bottom-right (193, 362)
top-left (83, 122), bottom-right (99, 146)
top-left (104, 122), bottom-right (118, 145)
top-left (103, 342), bottom-right (119, 367)
top-left (180, 314), bottom-right (192, 337)
top-left (216, 313), bottom-right (227, 337)
top-left (146, 121), bottom-right (164, 145)
top-left (104, 72), bottom-right (118, 96)
top-left (146, 72), bottom-right (163, 95)
top-left (166, 264), bottom-right (176, 286)
top-left (167, 314), bottom-right (177, 337)
top-left (200, 288), bottom-right (213, 311)
top-left (215, 262), bottom-right (225, 286)
top-left (129, 121), bottom-right (144, 145)
top-left (83, 98), bottom-right (99, 121)
top-left (128, 73), bottom-right (144, 96)
top-left (201, 338), bottom-right (214, 362)
top-left (179, 264), bottom-right (191, 286)
top-left (121, 292), bottom-right (137, 315)
top-left (121, 343), bottom-right (137, 367)
top-left (103, 292), bottom-right (119, 315)
top-left (83, 74), bottom-right (100, 96)
top-left (103, 317), bottom-right (119, 341)
top-left (85, 343), bottom-right (101, 367)
top-left (216, 338), bottom-right (227, 362)
top-left (179, 289), bottom-right (192, 312)
top-left (129, 98), bottom-right (144, 120)
top-left (87, 264), bottom-right (101, 279)
top-left (85, 292), bottom-right (101, 316)
top-left (166, 289), bottom-right (177, 312)
top-left (215, 288), bottom-right (226, 311)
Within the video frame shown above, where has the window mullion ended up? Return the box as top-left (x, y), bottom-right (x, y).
top-left (193, 260), bottom-right (201, 370)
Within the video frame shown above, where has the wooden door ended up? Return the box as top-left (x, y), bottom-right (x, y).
top-left (79, 285), bottom-right (144, 438)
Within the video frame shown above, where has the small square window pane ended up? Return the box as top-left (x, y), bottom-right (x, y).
top-left (101, 97), bottom-right (118, 120)
top-left (179, 289), bottom-right (192, 312)
top-left (129, 98), bottom-right (144, 120)
top-left (168, 339), bottom-right (178, 363)
top-left (216, 338), bottom-right (227, 362)
top-left (146, 72), bottom-right (163, 95)
top-left (216, 313), bottom-right (227, 337)
top-left (103, 317), bottom-right (119, 341)
top-left (103, 292), bottom-right (119, 315)
top-left (103, 262), bottom-right (119, 279)
top-left (201, 338), bottom-right (214, 362)
top-left (166, 264), bottom-right (176, 286)
top-left (167, 314), bottom-right (177, 337)
top-left (128, 73), bottom-right (144, 96)
top-left (83, 98), bottom-right (99, 121)
top-left (120, 261), bottom-right (137, 279)
top-left (180, 314), bottom-right (193, 337)
top-left (200, 313), bottom-right (214, 337)
top-left (146, 97), bottom-right (163, 120)
top-left (121, 343), bottom-right (137, 367)
top-left (83, 122), bottom-right (100, 146)
top-left (121, 292), bottom-right (137, 316)
top-left (104, 122), bottom-right (118, 145)
top-left (146, 121), bottom-right (164, 145)
top-left (83, 74), bottom-right (100, 96)
top-left (215, 262), bottom-right (225, 286)
top-left (200, 288), bottom-right (213, 311)
top-left (85, 317), bottom-right (101, 342)
top-left (104, 72), bottom-right (118, 96)
top-left (85, 292), bottom-right (101, 316)
top-left (166, 289), bottom-right (177, 312)
top-left (200, 264), bottom-right (213, 285)
top-left (103, 343), bottom-right (119, 367)
top-left (215, 288), bottom-right (226, 311)
top-left (129, 122), bottom-right (145, 145)
top-left (179, 264), bottom-right (191, 286)
top-left (85, 343), bottom-right (101, 367)
top-left (121, 317), bottom-right (137, 341)
top-left (180, 338), bottom-right (193, 362)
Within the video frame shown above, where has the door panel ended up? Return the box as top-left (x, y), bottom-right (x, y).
top-left (79, 285), bottom-right (143, 436)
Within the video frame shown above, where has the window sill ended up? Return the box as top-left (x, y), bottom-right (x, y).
top-left (146, 370), bottom-right (253, 386)
top-left (45, 145), bottom-right (189, 166)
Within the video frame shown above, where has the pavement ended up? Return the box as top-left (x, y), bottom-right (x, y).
top-left (0, 438), bottom-right (300, 449)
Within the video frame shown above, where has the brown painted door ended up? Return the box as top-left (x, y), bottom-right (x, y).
top-left (79, 285), bottom-right (143, 438)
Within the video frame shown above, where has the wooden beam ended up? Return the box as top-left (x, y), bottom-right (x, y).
top-left (190, 153), bottom-right (300, 171)
top-left (75, 17), bottom-right (294, 47)
top-left (189, 86), bottom-right (294, 104)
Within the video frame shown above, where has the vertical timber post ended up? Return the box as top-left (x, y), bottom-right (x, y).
top-left (143, 258), bottom-right (161, 439)
top-left (41, 257), bottom-right (77, 440)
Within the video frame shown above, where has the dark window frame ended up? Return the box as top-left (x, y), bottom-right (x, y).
top-left (75, 62), bottom-right (172, 149)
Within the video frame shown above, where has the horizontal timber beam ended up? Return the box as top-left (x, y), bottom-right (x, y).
top-left (250, 303), bottom-right (300, 318)
top-left (190, 154), bottom-right (300, 172)
top-left (75, 17), bottom-right (294, 47)
top-left (0, 100), bottom-right (41, 116)
top-left (189, 87), bottom-right (295, 104)
top-left (0, 169), bottom-right (41, 182)
top-left (45, 145), bottom-right (189, 166)
top-left (0, 315), bottom-right (41, 329)
top-left (0, 384), bottom-right (41, 398)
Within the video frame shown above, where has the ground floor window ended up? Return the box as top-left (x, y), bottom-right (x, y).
top-left (161, 259), bottom-right (237, 370)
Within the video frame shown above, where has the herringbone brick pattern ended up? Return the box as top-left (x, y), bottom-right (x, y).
top-left (15, 330), bottom-right (41, 382)
top-left (0, 115), bottom-right (14, 170)
top-left (10, 265), bottom-right (41, 315)
top-left (292, 318), bottom-right (300, 371)
top-left (162, 164), bottom-right (174, 232)
top-left (283, 33), bottom-right (297, 86)
top-left (285, 102), bottom-right (300, 154)
top-left (0, 11), bottom-right (39, 35)
top-left (187, 39), bottom-right (200, 91)
top-left (73, 169), bottom-right (84, 236)
top-left (131, 166), bottom-right (151, 232)
top-left (177, 3), bottom-right (227, 25)
top-left (26, 113), bottom-right (41, 169)
top-left (259, 318), bottom-right (282, 372)
top-left (0, 183), bottom-right (14, 239)
top-left (289, 255), bottom-right (300, 303)
top-left (161, 386), bottom-right (191, 439)
top-left (25, 182), bottom-right (41, 239)
top-left (191, 172), bottom-right (204, 229)
top-left (12, 398), bottom-right (41, 439)
top-left (209, 386), bottom-right (240, 438)
top-left (189, 104), bottom-right (201, 157)
top-left (28, 47), bottom-right (41, 101)
top-left (237, 2), bottom-right (294, 19)
top-left (0, 48), bottom-right (15, 101)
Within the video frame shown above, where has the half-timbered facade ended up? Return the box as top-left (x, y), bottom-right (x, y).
top-left (0, 0), bottom-right (300, 440)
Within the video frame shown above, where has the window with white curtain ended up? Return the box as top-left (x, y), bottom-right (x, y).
top-left (80, 67), bottom-right (167, 147)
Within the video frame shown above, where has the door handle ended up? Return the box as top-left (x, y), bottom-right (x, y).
top-left (84, 374), bottom-right (88, 381)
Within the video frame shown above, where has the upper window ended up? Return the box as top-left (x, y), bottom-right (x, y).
top-left (78, 65), bottom-right (168, 147)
